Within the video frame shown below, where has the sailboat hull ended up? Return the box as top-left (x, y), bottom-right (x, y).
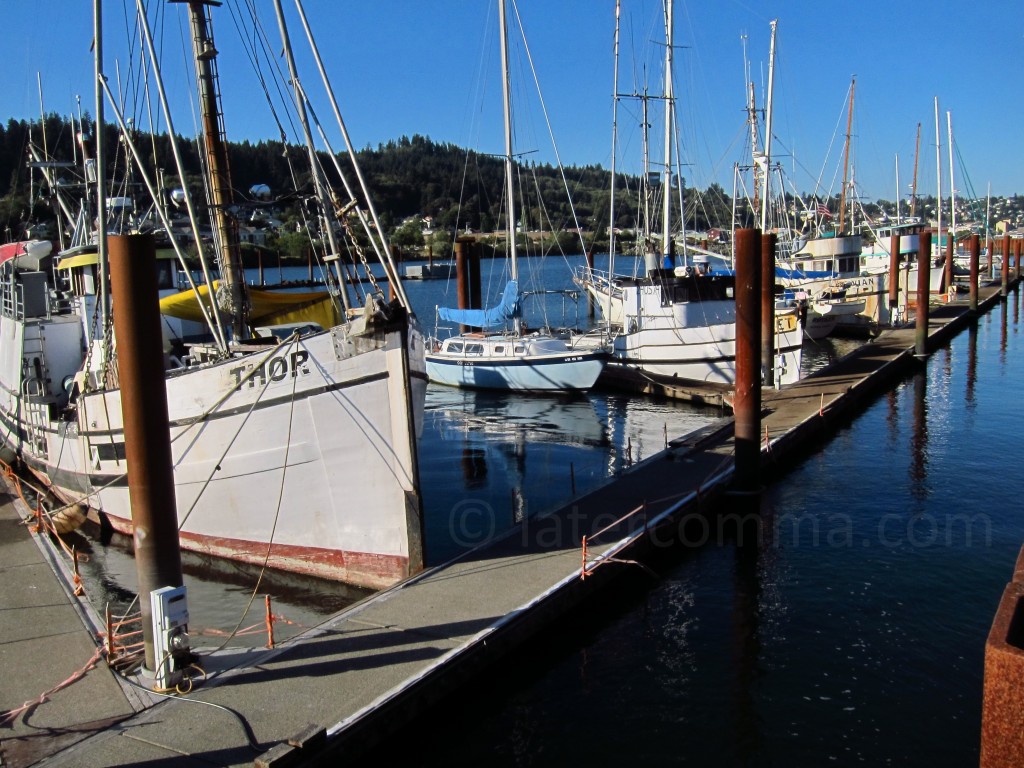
top-left (426, 346), bottom-right (606, 391)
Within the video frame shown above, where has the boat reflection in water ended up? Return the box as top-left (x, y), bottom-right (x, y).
top-left (418, 385), bottom-right (721, 563)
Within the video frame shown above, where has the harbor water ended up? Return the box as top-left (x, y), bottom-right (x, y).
top-left (364, 289), bottom-right (1024, 766)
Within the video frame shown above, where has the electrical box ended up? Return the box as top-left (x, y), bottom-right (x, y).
top-left (150, 585), bottom-right (191, 690)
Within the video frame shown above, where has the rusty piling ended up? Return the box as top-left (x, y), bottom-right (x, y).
top-left (734, 228), bottom-right (761, 493)
top-left (915, 231), bottom-right (931, 358)
top-left (108, 234), bottom-right (184, 673)
top-left (888, 232), bottom-right (901, 320)
top-left (761, 232), bottom-right (776, 386)
top-left (970, 233), bottom-right (981, 313)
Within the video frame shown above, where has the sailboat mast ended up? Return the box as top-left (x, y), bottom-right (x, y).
top-left (947, 110), bottom-right (956, 247)
top-left (838, 76), bottom-right (855, 234)
top-left (760, 19), bottom-right (778, 232)
top-left (910, 122), bottom-right (920, 218)
top-left (498, 0), bottom-right (520, 335)
top-left (94, 0), bottom-right (109, 327)
top-left (607, 0), bottom-right (621, 295)
top-left (895, 154), bottom-right (900, 226)
top-left (272, 0), bottom-right (351, 315)
top-left (184, 0), bottom-right (247, 340)
top-left (660, 0), bottom-right (674, 269)
top-left (934, 97), bottom-right (942, 262)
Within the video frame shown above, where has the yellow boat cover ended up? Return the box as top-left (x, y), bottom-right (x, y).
top-left (159, 283), bottom-right (342, 330)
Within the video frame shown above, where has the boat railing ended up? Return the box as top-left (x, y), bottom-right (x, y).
top-left (0, 278), bottom-right (24, 321)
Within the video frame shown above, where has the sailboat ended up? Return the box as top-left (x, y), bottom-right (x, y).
top-left (424, 0), bottom-right (607, 393)
top-left (578, 5), bottom-right (803, 389)
top-left (0, 1), bottom-right (426, 590)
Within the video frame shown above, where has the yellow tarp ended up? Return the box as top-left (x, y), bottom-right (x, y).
top-left (159, 283), bottom-right (342, 331)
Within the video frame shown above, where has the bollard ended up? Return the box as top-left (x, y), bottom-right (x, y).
top-left (734, 228), bottom-right (761, 493)
top-left (969, 234), bottom-right (980, 313)
top-left (760, 232), bottom-right (776, 386)
top-left (915, 231), bottom-right (931, 358)
top-left (888, 233), bottom-right (901, 319)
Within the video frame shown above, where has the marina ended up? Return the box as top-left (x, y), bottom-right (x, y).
top-left (3, 2), bottom-right (1024, 766)
top-left (1, 277), bottom-right (1017, 766)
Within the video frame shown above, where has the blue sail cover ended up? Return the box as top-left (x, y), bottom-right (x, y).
top-left (438, 279), bottom-right (521, 328)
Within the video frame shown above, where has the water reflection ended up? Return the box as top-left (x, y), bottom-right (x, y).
top-left (967, 323), bottom-right (979, 407)
top-left (909, 371), bottom-right (929, 502)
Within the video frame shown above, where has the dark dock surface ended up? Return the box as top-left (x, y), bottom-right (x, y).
top-left (0, 284), bottom-right (1009, 767)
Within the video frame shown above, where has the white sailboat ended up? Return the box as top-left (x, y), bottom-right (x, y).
top-left (424, 0), bottom-right (606, 392)
top-left (578, 7), bottom-right (803, 388)
top-left (0, 1), bottom-right (426, 590)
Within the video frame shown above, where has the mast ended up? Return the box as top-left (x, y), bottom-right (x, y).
top-left (895, 154), bottom-right (901, 226)
top-left (947, 110), bottom-right (956, 249)
top-left (910, 122), bottom-right (920, 219)
top-left (94, 0), bottom-right (110, 327)
top-left (760, 19), bottom-right (778, 232)
top-left (272, 0), bottom-right (350, 315)
top-left (934, 97), bottom-right (942, 263)
top-left (607, 0), bottom-right (621, 335)
top-left (838, 76), bottom-right (855, 234)
top-left (660, 0), bottom-right (674, 270)
top-left (986, 182), bottom-right (992, 258)
top-left (183, 0), bottom-right (247, 340)
top-left (498, 0), bottom-right (520, 334)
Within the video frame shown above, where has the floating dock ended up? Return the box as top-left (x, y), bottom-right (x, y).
top-left (0, 282), bottom-right (1012, 767)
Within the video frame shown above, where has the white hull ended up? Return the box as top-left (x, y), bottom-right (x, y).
top-left (590, 275), bottom-right (803, 387)
top-left (0, 295), bottom-right (427, 590)
top-left (426, 334), bottom-right (606, 391)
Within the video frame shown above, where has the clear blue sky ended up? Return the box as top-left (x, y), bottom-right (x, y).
top-left (3, 0), bottom-right (1022, 203)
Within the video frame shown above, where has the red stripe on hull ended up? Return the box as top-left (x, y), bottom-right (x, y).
top-left (102, 514), bottom-right (408, 591)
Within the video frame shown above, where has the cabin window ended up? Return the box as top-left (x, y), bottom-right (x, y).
top-left (494, 345), bottom-right (505, 354)
top-left (514, 345), bottom-right (526, 354)
top-left (155, 260), bottom-right (174, 290)
top-left (465, 343), bottom-right (484, 355)
top-left (447, 341), bottom-right (464, 353)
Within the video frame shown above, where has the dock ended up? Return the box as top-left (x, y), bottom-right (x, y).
top-left (0, 282), bottom-right (1012, 767)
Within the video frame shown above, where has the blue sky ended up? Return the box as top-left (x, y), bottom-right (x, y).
top-left (3, 0), bottom-right (1022, 203)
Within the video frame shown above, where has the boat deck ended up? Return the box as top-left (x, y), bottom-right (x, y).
top-left (0, 282), bottom-right (1011, 767)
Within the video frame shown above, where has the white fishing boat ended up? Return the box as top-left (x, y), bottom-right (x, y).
top-left (425, 0), bottom-right (606, 393)
top-left (578, 8), bottom-right (802, 388)
top-left (0, 1), bottom-right (426, 590)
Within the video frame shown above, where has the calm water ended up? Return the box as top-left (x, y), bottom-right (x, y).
top-left (365, 290), bottom-right (1024, 766)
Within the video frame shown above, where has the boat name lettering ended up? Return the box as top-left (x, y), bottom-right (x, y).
top-left (230, 351), bottom-right (310, 390)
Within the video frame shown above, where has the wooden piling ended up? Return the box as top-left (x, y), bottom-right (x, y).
top-left (944, 233), bottom-right (954, 294)
top-left (734, 228), bottom-right (761, 492)
top-left (108, 234), bottom-right (184, 673)
top-left (760, 232), bottom-right (776, 385)
top-left (888, 233), bottom-right (901, 318)
top-left (915, 231), bottom-right (931, 357)
top-left (455, 237), bottom-right (472, 333)
top-left (1003, 234), bottom-right (1011, 297)
top-left (970, 233), bottom-right (981, 313)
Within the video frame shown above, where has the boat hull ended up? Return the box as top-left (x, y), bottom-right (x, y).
top-left (426, 349), bottom-right (606, 391)
top-left (0, 309), bottom-right (427, 590)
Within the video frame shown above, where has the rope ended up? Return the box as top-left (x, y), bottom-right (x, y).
top-left (0, 646), bottom-right (104, 727)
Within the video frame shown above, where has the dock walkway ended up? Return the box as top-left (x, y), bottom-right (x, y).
top-left (0, 285), bottom-right (1010, 767)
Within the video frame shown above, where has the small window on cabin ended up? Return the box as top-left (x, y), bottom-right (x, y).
top-left (514, 345), bottom-right (526, 354)
top-left (494, 345), bottom-right (504, 354)
top-left (448, 341), bottom-right (464, 353)
top-left (465, 343), bottom-right (484, 355)
top-left (154, 260), bottom-right (174, 290)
